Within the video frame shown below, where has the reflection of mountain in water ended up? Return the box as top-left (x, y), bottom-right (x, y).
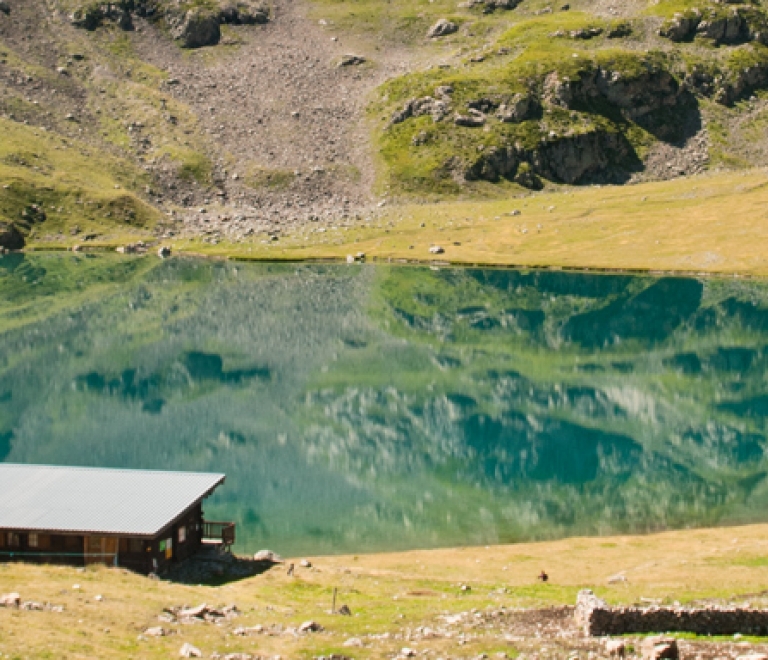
top-left (301, 267), bottom-right (768, 547)
top-left (1, 256), bottom-right (768, 555)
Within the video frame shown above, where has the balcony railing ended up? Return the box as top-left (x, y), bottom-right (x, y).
top-left (202, 521), bottom-right (236, 546)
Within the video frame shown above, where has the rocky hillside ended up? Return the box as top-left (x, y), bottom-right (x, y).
top-left (1, 0), bottom-right (768, 249)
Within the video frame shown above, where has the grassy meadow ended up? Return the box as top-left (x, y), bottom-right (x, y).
top-left (2, 524), bottom-right (768, 658)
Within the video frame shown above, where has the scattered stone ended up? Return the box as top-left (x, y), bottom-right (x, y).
top-left (427, 19), bottom-right (458, 38)
top-left (338, 604), bottom-right (352, 616)
top-left (299, 620), bottom-right (323, 633)
top-left (401, 649), bottom-right (417, 658)
top-left (300, 559), bottom-right (312, 568)
top-left (253, 549), bottom-right (284, 563)
top-left (454, 112), bottom-right (485, 127)
top-left (429, 245), bottom-right (445, 254)
top-left (0, 1), bottom-right (9, 15)
top-left (343, 637), bottom-right (363, 647)
top-left (605, 640), bottom-right (626, 657)
top-left (158, 246), bottom-right (172, 258)
top-left (144, 627), bottom-right (166, 637)
top-left (640, 636), bottom-right (678, 660)
top-left (1, 593), bottom-right (21, 608)
top-left (180, 642), bottom-right (203, 658)
top-left (338, 54), bottom-right (366, 66)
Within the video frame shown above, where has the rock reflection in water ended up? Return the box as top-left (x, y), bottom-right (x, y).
top-left (0, 254), bottom-right (767, 555)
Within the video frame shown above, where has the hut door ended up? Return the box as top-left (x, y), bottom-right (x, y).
top-left (84, 537), bottom-right (118, 566)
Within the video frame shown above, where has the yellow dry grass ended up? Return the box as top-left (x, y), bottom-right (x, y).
top-left (2, 523), bottom-right (768, 658)
top-left (182, 169), bottom-right (768, 277)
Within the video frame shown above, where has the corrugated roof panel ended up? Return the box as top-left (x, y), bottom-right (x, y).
top-left (0, 464), bottom-right (225, 536)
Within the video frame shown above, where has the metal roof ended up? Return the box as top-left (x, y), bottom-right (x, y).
top-left (0, 464), bottom-right (225, 537)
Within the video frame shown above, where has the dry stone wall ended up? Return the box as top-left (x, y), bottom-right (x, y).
top-left (576, 590), bottom-right (768, 637)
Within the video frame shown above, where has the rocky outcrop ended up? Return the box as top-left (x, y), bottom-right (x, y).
top-left (219, 1), bottom-right (268, 25)
top-left (70, 2), bottom-right (135, 30)
top-left (427, 19), bottom-right (458, 38)
top-left (464, 128), bottom-right (630, 185)
top-left (69, 1), bottom-right (269, 43)
top-left (496, 93), bottom-right (537, 123)
top-left (660, 7), bottom-right (765, 45)
top-left (697, 10), bottom-right (751, 44)
top-left (543, 63), bottom-right (689, 139)
top-left (390, 97), bottom-right (450, 125)
top-left (459, 0), bottom-right (522, 11)
top-left (454, 109), bottom-right (486, 127)
top-left (0, 1), bottom-right (10, 15)
top-left (533, 129), bottom-right (630, 184)
top-left (659, 11), bottom-right (701, 42)
top-left (169, 8), bottom-right (221, 48)
top-left (715, 60), bottom-right (768, 105)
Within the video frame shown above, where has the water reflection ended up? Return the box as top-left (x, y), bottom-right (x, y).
top-left (0, 254), bottom-right (767, 555)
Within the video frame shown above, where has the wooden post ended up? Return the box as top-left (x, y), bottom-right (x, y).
top-left (332, 587), bottom-right (337, 614)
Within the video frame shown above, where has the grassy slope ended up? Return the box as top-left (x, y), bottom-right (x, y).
top-left (177, 169), bottom-right (768, 276)
top-left (2, 524), bottom-right (768, 658)
top-left (0, 118), bottom-right (161, 244)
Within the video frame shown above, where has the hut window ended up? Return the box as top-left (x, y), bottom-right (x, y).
top-left (178, 526), bottom-right (186, 544)
top-left (29, 533), bottom-right (38, 548)
top-left (8, 533), bottom-right (19, 547)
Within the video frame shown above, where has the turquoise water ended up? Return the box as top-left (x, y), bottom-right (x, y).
top-left (1, 253), bottom-right (768, 556)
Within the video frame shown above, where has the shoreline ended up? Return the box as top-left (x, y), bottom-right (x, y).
top-left (15, 168), bottom-right (768, 279)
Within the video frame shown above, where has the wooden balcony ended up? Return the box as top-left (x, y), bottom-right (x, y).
top-left (202, 521), bottom-right (236, 547)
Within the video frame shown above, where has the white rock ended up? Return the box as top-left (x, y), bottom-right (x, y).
top-left (253, 550), bottom-right (284, 563)
top-left (0, 593), bottom-right (20, 608)
top-left (180, 642), bottom-right (203, 658)
top-left (144, 626), bottom-right (166, 637)
top-left (343, 637), bottom-right (364, 647)
top-left (605, 639), bottom-right (626, 657)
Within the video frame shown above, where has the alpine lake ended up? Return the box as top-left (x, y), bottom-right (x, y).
top-left (2, 253), bottom-right (768, 557)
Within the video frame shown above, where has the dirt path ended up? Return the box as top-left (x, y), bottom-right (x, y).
top-left (131, 0), bottom-right (404, 231)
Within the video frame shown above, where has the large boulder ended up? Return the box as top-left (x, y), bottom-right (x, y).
top-left (0, 223), bottom-right (24, 251)
top-left (0, 1), bottom-right (10, 15)
top-left (219, 1), bottom-right (269, 25)
top-left (427, 19), bottom-right (458, 38)
top-left (659, 12), bottom-right (700, 41)
top-left (171, 9), bottom-right (221, 48)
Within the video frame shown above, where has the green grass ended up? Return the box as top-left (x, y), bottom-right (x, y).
top-left (0, 118), bottom-right (160, 244)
